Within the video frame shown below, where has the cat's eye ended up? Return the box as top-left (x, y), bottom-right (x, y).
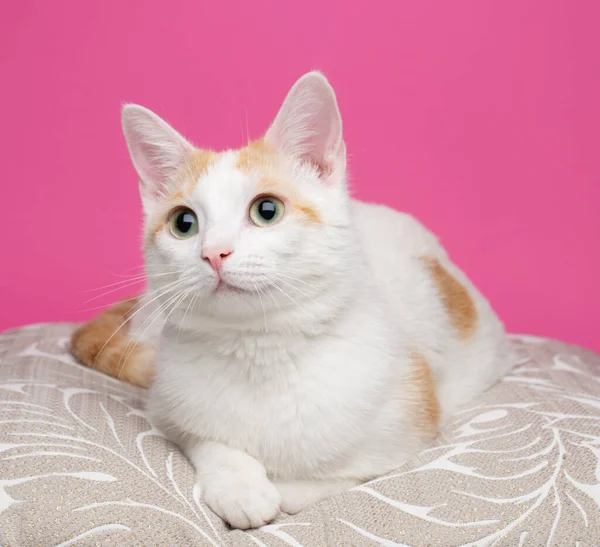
top-left (168, 207), bottom-right (199, 239)
top-left (249, 196), bottom-right (285, 227)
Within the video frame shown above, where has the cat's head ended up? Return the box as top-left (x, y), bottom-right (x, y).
top-left (122, 72), bottom-right (357, 326)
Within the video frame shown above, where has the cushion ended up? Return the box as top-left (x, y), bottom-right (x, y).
top-left (1, 324), bottom-right (599, 545)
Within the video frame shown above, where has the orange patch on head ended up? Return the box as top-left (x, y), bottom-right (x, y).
top-left (70, 298), bottom-right (155, 388)
top-left (236, 138), bottom-right (277, 175)
top-left (139, 149), bottom-right (215, 201)
top-left (254, 177), bottom-right (281, 194)
top-left (240, 143), bottom-right (322, 224)
top-left (408, 352), bottom-right (440, 439)
top-left (255, 181), bottom-right (322, 224)
top-left (146, 209), bottom-right (172, 242)
top-left (293, 203), bottom-right (322, 224)
top-left (188, 149), bottom-right (216, 176)
top-left (422, 256), bottom-right (477, 340)
top-left (149, 150), bottom-right (215, 240)
top-left (183, 149), bottom-right (216, 194)
top-left (166, 190), bottom-right (184, 204)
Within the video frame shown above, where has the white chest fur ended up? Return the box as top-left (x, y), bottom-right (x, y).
top-left (147, 299), bottom-right (413, 480)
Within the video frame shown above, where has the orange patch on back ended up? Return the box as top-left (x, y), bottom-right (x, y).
top-left (408, 352), bottom-right (440, 439)
top-left (70, 298), bottom-right (155, 388)
top-left (422, 256), bottom-right (477, 340)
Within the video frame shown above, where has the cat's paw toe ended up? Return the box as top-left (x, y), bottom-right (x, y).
top-left (204, 476), bottom-right (281, 529)
top-left (276, 482), bottom-right (314, 515)
top-left (280, 497), bottom-right (306, 515)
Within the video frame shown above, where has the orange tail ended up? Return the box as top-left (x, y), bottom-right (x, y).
top-left (70, 298), bottom-right (155, 388)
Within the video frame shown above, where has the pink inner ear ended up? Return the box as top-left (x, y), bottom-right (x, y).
top-left (306, 156), bottom-right (329, 178)
top-left (122, 104), bottom-right (196, 212)
top-left (265, 72), bottom-right (345, 176)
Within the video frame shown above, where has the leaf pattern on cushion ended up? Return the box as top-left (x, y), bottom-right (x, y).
top-left (0, 325), bottom-right (599, 546)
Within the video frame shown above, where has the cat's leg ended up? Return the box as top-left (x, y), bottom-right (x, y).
top-left (148, 406), bottom-right (281, 529)
top-left (184, 439), bottom-right (281, 529)
top-left (274, 479), bottom-right (361, 515)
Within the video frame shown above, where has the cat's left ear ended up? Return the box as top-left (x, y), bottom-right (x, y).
top-left (265, 71), bottom-right (345, 180)
top-left (121, 104), bottom-right (195, 213)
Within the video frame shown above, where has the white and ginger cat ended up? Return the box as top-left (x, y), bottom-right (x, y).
top-left (71, 72), bottom-right (512, 529)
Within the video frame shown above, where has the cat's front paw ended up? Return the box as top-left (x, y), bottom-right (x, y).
top-left (203, 472), bottom-right (282, 529)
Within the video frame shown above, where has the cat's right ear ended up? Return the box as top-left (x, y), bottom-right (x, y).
top-left (121, 105), bottom-right (194, 213)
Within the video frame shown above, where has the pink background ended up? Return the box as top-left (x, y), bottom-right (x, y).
top-left (1, 1), bottom-right (598, 351)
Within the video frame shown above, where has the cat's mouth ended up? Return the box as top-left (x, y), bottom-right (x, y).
top-left (214, 279), bottom-right (248, 294)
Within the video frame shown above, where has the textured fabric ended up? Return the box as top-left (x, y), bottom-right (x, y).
top-left (1, 324), bottom-right (599, 546)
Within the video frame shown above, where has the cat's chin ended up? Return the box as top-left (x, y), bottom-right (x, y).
top-left (213, 280), bottom-right (250, 295)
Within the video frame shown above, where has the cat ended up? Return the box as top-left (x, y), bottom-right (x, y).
top-left (71, 71), bottom-right (513, 530)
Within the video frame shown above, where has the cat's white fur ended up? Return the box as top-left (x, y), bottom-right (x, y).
top-left (122, 72), bottom-right (512, 529)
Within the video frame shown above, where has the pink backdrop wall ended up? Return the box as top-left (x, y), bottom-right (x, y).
top-left (1, 1), bottom-right (598, 351)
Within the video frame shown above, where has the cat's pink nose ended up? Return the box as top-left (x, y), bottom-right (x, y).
top-left (201, 248), bottom-right (232, 273)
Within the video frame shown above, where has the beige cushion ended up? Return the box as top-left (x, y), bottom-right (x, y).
top-left (1, 324), bottom-right (599, 545)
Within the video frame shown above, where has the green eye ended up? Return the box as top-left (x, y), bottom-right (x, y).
top-left (249, 196), bottom-right (285, 227)
top-left (168, 207), bottom-right (199, 239)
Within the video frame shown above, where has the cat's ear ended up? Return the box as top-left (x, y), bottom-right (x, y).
top-left (121, 104), bottom-right (195, 211)
top-left (265, 71), bottom-right (345, 178)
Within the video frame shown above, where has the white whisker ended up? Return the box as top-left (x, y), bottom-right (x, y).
top-left (84, 269), bottom-right (187, 294)
top-left (177, 287), bottom-right (199, 341)
top-left (262, 279), bottom-right (315, 321)
top-left (253, 283), bottom-right (269, 333)
top-left (273, 269), bottom-right (349, 309)
top-left (117, 284), bottom-right (191, 379)
top-left (91, 276), bottom-right (192, 367)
